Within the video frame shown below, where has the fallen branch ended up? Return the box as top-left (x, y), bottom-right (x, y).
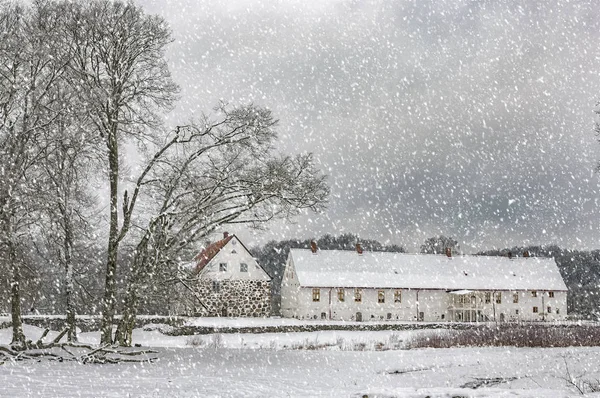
top-left (0, 342), bottom-right (158, 364)
top-left (36, 328), bottom-right (50, 346)
top-left (51, 328), bottom-right (70, 344)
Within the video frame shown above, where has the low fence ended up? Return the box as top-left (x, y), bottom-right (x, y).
top-left (1, 316), bottom-right (598, 335)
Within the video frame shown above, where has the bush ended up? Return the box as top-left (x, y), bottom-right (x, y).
top-left (405, 324), bottom-right (600, 349)
top-left (142, 323), bottom-right (175, 334)
top-left (186, 336), bottom-right (206, 347)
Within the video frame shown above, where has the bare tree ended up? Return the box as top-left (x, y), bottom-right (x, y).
top-left (62, 0), bottom-right (179, 344)
top-left (37, 112), bottom-right (97, 341)
top-left (0, 1), bottom-right (73, 346)
top-left (113, 104), bottom-right (329, 346)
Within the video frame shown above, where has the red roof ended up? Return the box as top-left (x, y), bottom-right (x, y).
top-left (193, 235), bottom-right (233, 273)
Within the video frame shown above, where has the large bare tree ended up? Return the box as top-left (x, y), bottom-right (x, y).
top-left (63, 0), bottom-right (179, 344)
top-left (113, 104), bottom-right (329, 346)
top-left (0, 1), bottom-right (73, 346)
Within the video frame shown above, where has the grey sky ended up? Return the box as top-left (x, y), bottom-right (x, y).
top-left (139, 0), bottom-right (600, 252)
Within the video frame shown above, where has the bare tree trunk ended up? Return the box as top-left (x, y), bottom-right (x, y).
top-left (115, 286), bottom-right (140, 347)
top-left (114, 231), bottom-right (151, 346)
top-left (100, 130), bottom-right (120, 345)
top-left (63, 216), bottom-right (77, 342)
top-left (4, 215), bottom-right (25, 346)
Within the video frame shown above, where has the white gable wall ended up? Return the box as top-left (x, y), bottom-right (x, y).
top-left (199, 236), bottom-right (269, 281)
top-left (280, 254), bottom-right (300, 318)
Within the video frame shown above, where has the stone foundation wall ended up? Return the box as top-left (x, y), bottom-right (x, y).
top-left (188, 279), bottom-right (271, 317)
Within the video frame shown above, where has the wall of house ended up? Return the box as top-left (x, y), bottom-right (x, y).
top-left (280, 256), bottom-right (300, 318)
top-left (474, 290), bottom-right (568, 322)
top-left (184, 279), bottom-right (271, 317)
top-left (281, 286), bottom-right (568, 322)
top-left (283, 287), bottom-right (450, 321)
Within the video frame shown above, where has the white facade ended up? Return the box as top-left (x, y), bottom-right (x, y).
top-left (280, 248), bottom-right (568, 322)
top-left (197, 235), bottom-right (270, 282)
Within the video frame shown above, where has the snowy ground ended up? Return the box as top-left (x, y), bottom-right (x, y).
top-left (0, 324), bottom-right (599, 397)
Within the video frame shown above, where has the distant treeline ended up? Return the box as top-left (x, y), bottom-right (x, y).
top-left (252, 236), bottom-right (600, 319)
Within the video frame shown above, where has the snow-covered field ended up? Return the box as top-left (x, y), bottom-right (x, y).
top-left (0, 324), bottom-right (599, 397)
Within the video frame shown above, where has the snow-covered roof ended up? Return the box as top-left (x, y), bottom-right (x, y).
top-left (289, 249), bottom-right (567, 291)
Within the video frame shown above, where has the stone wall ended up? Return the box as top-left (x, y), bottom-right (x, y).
top-left (0, 315), bottom-right (187, 332)
top-left (188, 279), bottom-right (271, 317)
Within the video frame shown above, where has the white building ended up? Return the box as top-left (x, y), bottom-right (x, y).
top-left (179, 232), bottom-right (272, 317)
top-left (280, 244), bottom-right (567, 322)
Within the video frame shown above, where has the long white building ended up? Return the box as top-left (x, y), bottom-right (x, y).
top-left (280, 245), bottom-right (568, 322)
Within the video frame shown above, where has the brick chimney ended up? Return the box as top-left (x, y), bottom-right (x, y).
top-left (508, 251), bottom-right (513, 259)
top-left (523, 250), bottom-right (529, 258)
top-left (310, 241), bottom-right (318, 254)
top-left (223, 231), bottom-right (229, 239)
top-left (445, 247), bottom-right (452, 258)
top-left (356, 243), bottom-right (363, 255)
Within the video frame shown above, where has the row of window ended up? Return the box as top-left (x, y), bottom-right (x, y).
top-left (483, 291), bottom-right (555, 304)
top-left (313, 312), bottom-right (409, 320)
top-left (312, 289), bottom-right (558, 304)
top-left (312, 288), bottom-right (402, 303)
top-left (531, 306), bottom-right (559, 314)
top-left (219, 262), bottom-right (248, 272)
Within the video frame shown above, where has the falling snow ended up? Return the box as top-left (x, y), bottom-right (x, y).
top-left (3, 0), bottom-right (600, 396)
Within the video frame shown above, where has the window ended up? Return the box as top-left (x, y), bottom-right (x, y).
top-left (337, 288), bottom-right (345, 302)
top-left (378, 290), bottom-right (385, 303)
top-left (547, 306), bottom-right (552, 314)
top-left (387, 313), bottom-right (392, 320)
top-left (355, 289), bottom-right (362, 302)
top-left (556, 308), bottom-right (560, 314)
top-left (485, 292), bottom-right (491, 304)
top-left (513, 293), bottom-right (519, 303)
top-left (531, 291), bottom-right (537, 297)
top-left (321, 312), bottom-right (327, 320)
top-left (515, 309), bottom-right (519, 315)
top-left (495, 292), bottom-right (502, 304)
top-left (312, 288), bottom-right (320, 302)
top-left (240, 263), bottom-right (248, 272)
top-left (394, 290), bottom-right (402, 303)
top-left (212, 280), bottom-right (220, 293)
top-left (548, 291), bottom-right (555, 298)
top-left (441, 314), bottom-right (445, 320)
top-left (219, 263), bottom-right (227, 272)
top-left (533, 306), bottom-right (538, 313)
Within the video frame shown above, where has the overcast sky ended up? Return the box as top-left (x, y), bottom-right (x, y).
top-left (139, 0), bottom-right (600, 252)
